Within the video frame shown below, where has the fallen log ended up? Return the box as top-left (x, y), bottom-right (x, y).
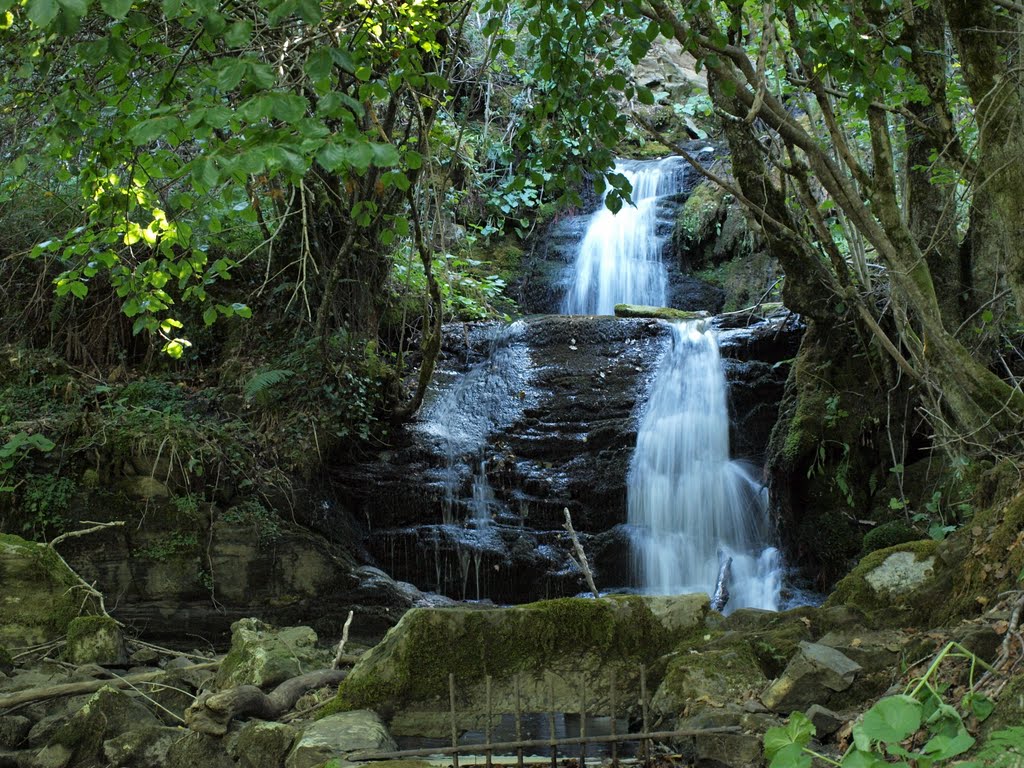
top-left (185, 668), bottom-right (348, 735)
top-left (0, 662), bottom-right (218, 711)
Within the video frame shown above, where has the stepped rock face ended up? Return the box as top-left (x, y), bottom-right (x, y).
top-left (332, 313), bottom-right (801, 604)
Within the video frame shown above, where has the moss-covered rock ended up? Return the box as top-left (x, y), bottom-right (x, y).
top-left (613, 304), bottom-right (709, 320)
top-left (824, 540), bottom-right (941, 627)
top-left (231, 721), bottom-right (298, 768)
top-left (64, 615), bottom-right (127, 666)
top-left (286, 711), bottom-right (396, 768)
top-left (861, 520), bottom-right (921, 555)
top-left (35, 686), bottom-right (159, 768)
top-left (0, 533), bottom-right (83, 648)
top-left (216, 619), bottom-right (329, 690)
top-left (329, 595), bottom-right (705, 736)
top-left (652, 636), bottom-right (768, 718)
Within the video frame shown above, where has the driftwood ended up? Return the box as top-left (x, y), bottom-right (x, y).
top-left (0, 662), bottom-right (218, 711)
top-left (563, 508), bottom-right (600, 599)
top-left (710, 555), bottom-right (732, 613)
top-left (332, 610), bottom-right (354, 669)
top-left (185, 668), bottom-right (348, 735)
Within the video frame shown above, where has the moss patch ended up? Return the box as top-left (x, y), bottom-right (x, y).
top-left (862, 520), bottom-right (920, 555)
top-left (614, 304), bottom-right (709, 321)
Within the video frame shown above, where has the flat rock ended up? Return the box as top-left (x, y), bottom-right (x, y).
top-left (231, 721), bottom-right (298, 768)
top-left (0, 717), bottom-right (30, 750)
top-left (103, 725), bottom-right (181, 768)
top-left (805, 704), bottom-right (844, 738)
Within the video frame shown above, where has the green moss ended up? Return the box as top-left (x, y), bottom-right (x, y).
top-left (65, 615), bottom-right (118, 644)
top-left (678, 182), bottom-right (727, 247)
top-left (862, 520), bottom-right (920, 555)
top-left (614, 305), bottom-right (708, 321)
top-left (0, 533), bottom-right (82, 645)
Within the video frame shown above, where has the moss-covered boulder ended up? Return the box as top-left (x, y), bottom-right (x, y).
top-left (231, 721), bottom-right (298, 768)
top-left (613, 304), bottom-right (709, 321)
top-left (824, 540), bottom-right (941, 627)
top-left (64, 616), bottom-right (128, 666)
top-left (330, 595), bottom-right (706, 736)
top-left (215, 619), bottom-right (329, 690)
top-left (286, 711), bottom-right (396, 768)
top-left (652, 637), bottom-right (768, 719)
top-left (34, 686), bottom-right (159, 768)
top-left (0, 534), bottom-right (82, 648)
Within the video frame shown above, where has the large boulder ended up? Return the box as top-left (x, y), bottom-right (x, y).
top-left (0, 535), bottom-right (82, 648)
top-left (330, 595), bottom-right (707, 736)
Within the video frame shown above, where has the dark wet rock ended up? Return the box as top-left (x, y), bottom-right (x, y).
top-left (64, 616), bottom-right (128, 667)
top-left (805, 704), bottom-right (844, 738)
top-left (165, 731), bottom-right (235, 768)
top-left (0, 717), bottom-right (30, 750)
top-left (334, 314), bottom-right (799, 604)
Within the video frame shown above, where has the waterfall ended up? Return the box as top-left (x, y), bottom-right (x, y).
top-left (628, 321), bottom-right (781, 611)
top-left (562, 157), bottom-right (686, 315)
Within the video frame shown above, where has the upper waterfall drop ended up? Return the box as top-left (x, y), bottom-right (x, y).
top-left (562, 157), bottom-right (687, 315)
top-left (628, 321), bottom-right (782, 612)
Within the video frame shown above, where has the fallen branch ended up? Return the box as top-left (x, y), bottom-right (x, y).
top-left (710, 554), bottom-right (732, 613)
top-left (185, 668), bottom-right (349, 735)
top-left (0, 662), bottom-right (218, 712)
top-left (332, 611), bottom-right (354, 669)
top-left (563, 508), bottom-right (599, 599)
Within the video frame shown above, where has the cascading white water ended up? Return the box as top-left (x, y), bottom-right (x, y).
top-left (562, 157), bottom-right (686, 315)
top-left (628, 321), bottom-right (782, 611)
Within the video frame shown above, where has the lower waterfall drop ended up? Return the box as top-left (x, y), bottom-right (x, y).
top-left (628, 321), bottom-right (782, 611)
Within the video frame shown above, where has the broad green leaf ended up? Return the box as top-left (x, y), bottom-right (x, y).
top-left (856, 695), bottom-right (922, 746)
top-left (769, 743), bottom-right (811, 768)
top-left (922, 730), bottom-right (975, 760)
top-left (57, 0), bottom-right (88, 17)
top-left (127, 116), bottom-right (180, 146)
top-left (305, 48), bottom-right (333, 81)
top-left (27, 0), bottom-right (59, 27)
top-left (217, 59), bottom-right (248, 91)
top-left (203, 307), bottom-right (218, 326)
top-left (840, 749), bottom-right (887, 768)
top-left (370, 143), bottom-right (399, 167)
top-left (764, 713), bottom-right (815, 759)
top-left (99, 0), bottom-right (130, 18)
top-left (964, 692), bottom-right (995, 722)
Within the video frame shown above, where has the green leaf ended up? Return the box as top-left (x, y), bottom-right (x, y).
top-left (370, 143), bottom-right (400, 167)
top-left (768, 743), bottom-right (811, 768)
top-left (203, 306), bottom-right (218, 326)
top-left (964, 692), bottom-right (995, 722)
top-left (764, 713), bottom-right (815, 759)
top-left (69, 281), bottom-right (88, 299)
top-left (922, 730), bottom-right (975, 760)
top-left (127, 116), bottom-right (180, 146)
top-left (856, 695), bottom-right (922, 746)
top-left (162, 337), bottom-right (192, 358)
top-left (305, 48), bottom-right (333, 81)
top-left (217, 59), bottom-right (248, 91)
top-left (840, 748), bottom-right (887, 768)
top-left (27, 0), bottom-right (59, 27)
top-left (636, 86), bottom-right (655, 105)
top-left (57, 0), bottom-right (88, 17)
top-left (99, 0), bottom-right (130, 18)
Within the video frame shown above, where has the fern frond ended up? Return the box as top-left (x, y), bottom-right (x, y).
top-left (244, 369), bottom-right (294, 402)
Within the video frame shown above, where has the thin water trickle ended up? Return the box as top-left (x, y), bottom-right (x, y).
top-left (628, 321), bottom-right (782, 611)
top-left (562, 157), bottom-right (686, 315)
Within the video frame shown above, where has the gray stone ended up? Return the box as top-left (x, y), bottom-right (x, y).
top-left (103, 725), bottom-right (181, 767)
top-left (805, 704), bottom-right (844, 738)
top-left (286, 710), bottom-right (397, 768)
top-left (165, 731), bottom-right (234, 768)
top-left (129, 647), bottom-right (160, 665)
top-left (694, 733), bottom-right (762, 768)
top-left (231, 721), bottom-right (298, 768)
top-left (760, 642), bottom-right (862, 713)
top-left (215, 619), bottom-right (328, 690)
top-left (864, 552), bottom-right (936, 594)
top-left (0, 717), bottom-right (30, 749)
